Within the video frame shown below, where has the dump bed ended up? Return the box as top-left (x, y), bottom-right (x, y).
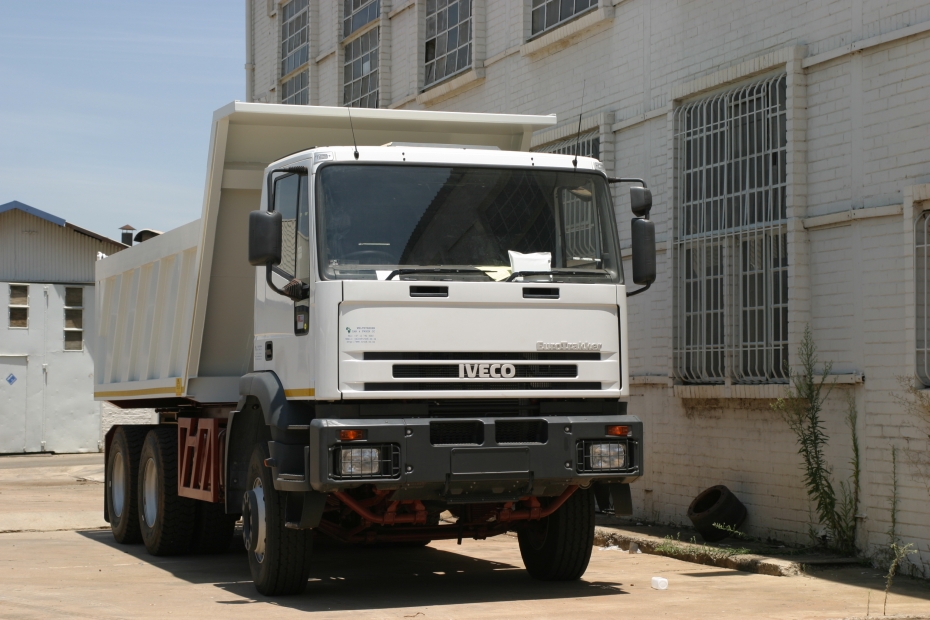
top-left (93, 103), bottom-right (556, 406)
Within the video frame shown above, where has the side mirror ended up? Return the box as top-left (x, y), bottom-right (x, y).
top-left (248, 210), bottom-right (282, 266)
top-left (630, 217), bottom-right (656, 286)
top-left (630, 186), bottom-right (652, 218)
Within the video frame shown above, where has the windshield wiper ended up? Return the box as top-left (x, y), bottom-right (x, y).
top-left (504, 269), bottom-right (611, 282)
top-left (385, 267), bottom-right (494, 281)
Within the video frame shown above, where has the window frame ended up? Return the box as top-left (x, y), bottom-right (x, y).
top-left (271, 172), bottom-right (310, 283)
top-left (529, 0), bottom-right (598, 40)
top-left (343, 26), bottom-right (380, 108)
top-left (343, 0), bottom-right (380, 40)
top-left (63, 286), bottom-right (84, 352)
top-left (916, 211), bottom-right (930, 386)
top-left (280, 0), bottom-right (310, 104)
top-left (423, 0), bottom-right (474, 90)
top-left (672, 74), bottom-right (789, 385)
top-left (8, 284), bottom-right (29, 329)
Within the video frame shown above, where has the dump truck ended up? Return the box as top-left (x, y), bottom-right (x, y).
top-left (95, 102), bottom-right (656, 595)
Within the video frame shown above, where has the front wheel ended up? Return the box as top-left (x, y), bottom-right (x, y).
top-left (242, 443), bottom-right (313, 596)
top-left (517, 487), bottom-right (595, 581)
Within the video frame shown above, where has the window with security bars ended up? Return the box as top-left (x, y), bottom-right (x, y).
top-left (64, 287), bottom-right (83, 351)
top-left (425, 0), bottom-right (472, 87)
top-left (916, 212), bottom-right (930, 386)
top-left (344, 0), bottom-right (380, 39)
top-left (344, 28), bottom-right (379, 108)
top-left (282, 71), bottom-right (309, 105)
top-left (673, 75), bottom-right (789, 384)
top-left (531, 0), bottom-right (597, 37)
top-left (281, 0), bottom-right (309, 78)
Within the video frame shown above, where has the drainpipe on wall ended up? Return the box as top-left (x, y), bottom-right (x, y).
top-left (245, 0), bottom-right (254, 102)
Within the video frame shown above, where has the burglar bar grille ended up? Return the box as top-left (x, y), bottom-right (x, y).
top-left (916, 212), bottom-right (930, 386)
top-left (673, 75), bottom-right (789, 384)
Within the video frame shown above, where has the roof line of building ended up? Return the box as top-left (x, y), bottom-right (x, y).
top-left (0, 200), bottom-right (127, 248)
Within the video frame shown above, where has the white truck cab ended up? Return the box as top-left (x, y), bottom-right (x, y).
top-left (96, 104), bottom-right (655, 595)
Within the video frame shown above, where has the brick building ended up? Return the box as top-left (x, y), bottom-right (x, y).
top-left (245, 0), bottom-right (930, 569)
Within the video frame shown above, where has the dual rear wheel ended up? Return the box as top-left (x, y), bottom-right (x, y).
top-left (106, 426), bottom-right (236, 556)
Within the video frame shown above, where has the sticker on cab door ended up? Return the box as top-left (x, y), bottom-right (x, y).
top-left (5, 374), bottom-right (16, 386)
top-left (345, 326), bottom-right (376, 345)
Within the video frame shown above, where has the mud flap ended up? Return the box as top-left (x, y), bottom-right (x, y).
top-left (609, 483), bottom-right (633, 516)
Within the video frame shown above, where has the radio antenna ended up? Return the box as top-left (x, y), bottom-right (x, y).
top-left (572, 80), bottom-right (586, 171)
top-left (347, 106), bottom-right (359, 160)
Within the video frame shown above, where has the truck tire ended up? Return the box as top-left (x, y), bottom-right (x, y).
top-left (190, 501), bottom-right (238, 554)
top-left (138, 427), bottom-right (197, 555)
top-left (242, 442), bottom-right (313, 595)
top-left (686, 485), bottom-right (747, 542)
top-left (517, 487), bottom-right (595, 581)
top-left (107, 426), bottom-right (147, 544)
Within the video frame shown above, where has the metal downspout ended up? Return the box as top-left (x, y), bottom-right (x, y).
top-left (245, 0), bottom-right (254, 102)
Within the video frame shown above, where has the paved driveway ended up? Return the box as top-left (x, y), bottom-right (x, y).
top-left (1, 453), bottom-right (928, 619)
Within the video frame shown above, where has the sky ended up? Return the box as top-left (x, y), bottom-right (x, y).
top-left (0, 1), bottom-right (244, 240)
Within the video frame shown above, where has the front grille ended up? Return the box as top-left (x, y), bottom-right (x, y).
top-left (364, 382), bottom-right (601, 391)
top-left (392, 364), bottom-right (577, 378)
top-left (575, 439), bottom-right (636, 474)
top-left (428, 399), bottom-right (540, 417)
top-left (430, 421), bottom-right (484, 445)
top-left (365, 351), bottom-right (600, 361)
top-left (330, 443), bottom-right (401, 480)
top-left (495, 419), bottom-right (548, 444)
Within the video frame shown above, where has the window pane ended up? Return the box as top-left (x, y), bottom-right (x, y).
top-left (65, 287), bottom-right (82, 307)
top-left (275, 174), bottom-right (301, 277)
top-left (9, 307), bottom-right (27, 328)
top-left (9, 285), bottom-right (27, 306)
top-left (65, 308), bottom-right (83, 329)
top-left (64, 330), bottom-right (83, 351)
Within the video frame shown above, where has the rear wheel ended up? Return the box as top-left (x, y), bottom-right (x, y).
top-left (242, 443), bottom-right (313, 595)
top-left (138, 427), bottom-right (196, 555)
top-left (107, 426), bottom-right (147, 544)
top-left (517, 488), bottom-right (595, 581)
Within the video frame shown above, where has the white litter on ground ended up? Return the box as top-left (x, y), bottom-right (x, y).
top-left (651, 576), bottom-right (669, 590)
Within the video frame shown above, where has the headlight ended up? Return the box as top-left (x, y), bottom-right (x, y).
top-left (340, 447), bottom-right (381, 476)
top-left (583, 442), bottom-right (626, 472)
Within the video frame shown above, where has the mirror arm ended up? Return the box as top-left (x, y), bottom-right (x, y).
top-left (607, 177), bottom-right (647, 188)
top-left (626, 282), bottom-right (652, 298)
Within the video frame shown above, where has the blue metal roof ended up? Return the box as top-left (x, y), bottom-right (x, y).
top-left (0, 200), bottom-right (67, 227)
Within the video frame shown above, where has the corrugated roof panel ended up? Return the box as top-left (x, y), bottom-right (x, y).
top-left (0, 210), bottom-right (125, 283)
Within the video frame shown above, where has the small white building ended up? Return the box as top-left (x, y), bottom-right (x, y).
top-left (0, 201), bottom-right (125, 453)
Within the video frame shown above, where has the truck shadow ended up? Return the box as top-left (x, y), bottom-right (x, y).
top-left (78, 530), bottom-right (626, 611)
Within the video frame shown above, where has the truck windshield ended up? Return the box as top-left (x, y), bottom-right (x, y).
top-left (316, 164), bottom-right (623, 283)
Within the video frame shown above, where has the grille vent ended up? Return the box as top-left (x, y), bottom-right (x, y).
top-left (392, 364), bottom-right (577, 379)
top-left (364, 382), bottom-right (601, 392)
top-left (430, 421), bottom-right (484, 445)
top-left (495, 420), bottom-right (548, 444)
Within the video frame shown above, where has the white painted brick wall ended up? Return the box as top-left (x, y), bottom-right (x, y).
top-left (248, 0), bottom-right (930, 570)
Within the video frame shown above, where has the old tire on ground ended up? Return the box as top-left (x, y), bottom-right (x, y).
top-left (190, 501), bottom-right (238, 554)
top-left (107, 426), bottom-right (147, 544)
top-left (686, 485), bottom-right (747, 542)
top-left (517, 487), bottom-right (595, 581)
top-left (138, 427), bottom-right (197, 555)
top-left (242, 442), bottom-right (313, 596)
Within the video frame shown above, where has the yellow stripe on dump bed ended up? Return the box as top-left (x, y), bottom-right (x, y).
top-left (284, 388), bottom-right (315, 397)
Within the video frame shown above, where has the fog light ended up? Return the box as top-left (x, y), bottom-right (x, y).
top-left (340, 447), bottom-right (381, 476)
top-left (589, 442), bottom-right (625, 470)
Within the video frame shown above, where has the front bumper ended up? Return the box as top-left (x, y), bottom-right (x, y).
top-left (269, 415), bottom-right (643, 502)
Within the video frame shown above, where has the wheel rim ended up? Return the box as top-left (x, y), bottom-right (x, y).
top-left (251, 478), bottom-right (266, 563)
top-left (142, 457), bottom-right (158, 528)
top-left (111, 451), bottom-right (125, 518)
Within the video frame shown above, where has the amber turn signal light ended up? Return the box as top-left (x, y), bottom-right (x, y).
top-left (606, 425), bottom-right (630, 437)
top-left (339, 429), bottom-right (366, 441)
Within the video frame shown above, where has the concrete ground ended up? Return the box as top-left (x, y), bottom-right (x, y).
top-left (1, 454), bottom-right (929, 619)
